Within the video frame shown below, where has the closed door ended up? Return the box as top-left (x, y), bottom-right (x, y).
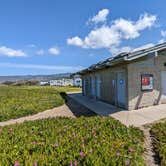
top-left (96, 76), bottom-right (101, 98)
top-left (161, 71), bottom-right (166, 103)
top-left (117, 72), bottom-right (126, 108)
top-left (83, 79), bottom-right (86, 95)
top-left (91, 76), bottom-right (95, 97)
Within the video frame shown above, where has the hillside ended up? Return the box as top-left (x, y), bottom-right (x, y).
top-left (0, 73), bottom-right (71, 83)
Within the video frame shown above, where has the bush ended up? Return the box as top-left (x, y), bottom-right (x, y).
top-left (151, 121), bottom-right (166, 166)
top-left (12, 80), bottom-right (39, 86)
top-left (0, 117), bottom-right (145, 165)
top-left (1, 81), bottom-right (14, 85)
top-left (0, 86), bottom-right (65, 121)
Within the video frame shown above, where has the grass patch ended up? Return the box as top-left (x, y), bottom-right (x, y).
top-left (0, 86), bottom-right (80, 122)
top-left (0, 117), bottom-right (145, 165)
top-left (151, 120), bottom-right (166, 166)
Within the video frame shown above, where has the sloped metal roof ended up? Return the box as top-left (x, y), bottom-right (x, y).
top-left (79, 42), bottom-right (166, 74)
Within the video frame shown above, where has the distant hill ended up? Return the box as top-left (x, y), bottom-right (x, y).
top-left (0, 73), bottom-right (72, 83)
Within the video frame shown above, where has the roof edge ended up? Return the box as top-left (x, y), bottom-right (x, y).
top-left (77, 42), bottom-right (166, 75)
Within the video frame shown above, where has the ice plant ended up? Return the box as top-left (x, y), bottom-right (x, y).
top-left (89, 148), bottom-right (93, 153)
top-left (126, 159), bottom-right (130, 166)
top-left (0, 86), bottom-right (65, 122)
top-left (9, 128), bottom-right (13, 132)
top-left (70, 161), bottom-right (73, 166)
top-left (14, 161), bottom-right (19, 166)
top-left (73, 133), bottom-right (77, 138)
top-left (79, 151), bottom-right (84, 157)
top-left (128, 147), bottom-right (134, 153)
top-left (74, 160), bottom-right (77, 166)
top-left (33, 162), bottom-right (37, 166)
top-left (82, 144), bottom-right (85, 149)
top-left (31, 141), bottom-right (36, 145)
top-left (53, 143), bottom-right (59, 147)
top-left (116, 152), bottom-right (121, 157)
top-left (38, 142), bottom-right (45, 145)
top-left (0, 116), bottom-right (144, 165)
top-left (93, 132), bottom-right (97, 137)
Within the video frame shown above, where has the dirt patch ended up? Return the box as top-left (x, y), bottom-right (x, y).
top-left (140, 119), bottom-right (166, 166)
top-left (140, 126), bottom-right (159, 166)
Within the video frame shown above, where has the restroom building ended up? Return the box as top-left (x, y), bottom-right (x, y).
top-left (79, 43), bottom-right (166, 110)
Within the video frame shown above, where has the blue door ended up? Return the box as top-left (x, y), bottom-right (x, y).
top-left (117, 72), bottom-right (126, 108)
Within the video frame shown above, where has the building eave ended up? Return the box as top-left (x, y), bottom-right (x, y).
top-left (78, 42), bottom-right (166, 75)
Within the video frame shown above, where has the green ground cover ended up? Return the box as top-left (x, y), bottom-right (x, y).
top-left (151, 120), bottom-right (166, 166)
top-left (0, 117), bottom-right (145, 166)
top-left (0, 86), bottom-right (80, 122)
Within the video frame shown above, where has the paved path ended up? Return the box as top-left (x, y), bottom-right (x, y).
top-left (111, 105), bottom-right (166, 127)
top-left (0, 105), bottom-right (75, 127)
top-left (68, 93), bottom-right (166, 127)
top-left (0, 95), bottom-right (96, 127)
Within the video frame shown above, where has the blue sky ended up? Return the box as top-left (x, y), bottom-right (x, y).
top-left (0, 0), bottom-right (166, 75)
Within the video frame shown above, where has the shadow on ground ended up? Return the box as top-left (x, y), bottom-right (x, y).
top-left (60, 92), bottom-right (97, 117)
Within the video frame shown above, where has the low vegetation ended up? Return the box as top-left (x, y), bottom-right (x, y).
top-left (2, 80), bottom-right (39, 86)
top-left (151, 120), bottom-right (166, 166)
top-left (0, 86), bottom-right (80, 122)
top-left (0, 117), bottom-right (145, 165)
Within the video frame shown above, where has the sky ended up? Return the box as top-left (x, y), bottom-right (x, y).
top-left (0, 0), bottom-right (166, 75)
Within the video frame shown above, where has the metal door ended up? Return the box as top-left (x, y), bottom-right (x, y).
top-left (96, 75), bottom-right (101, 99)
top-left (161, 71), bottom-right (166, 103)
top-left (91, 76), bottom-right (95, 97)
top-left (117, 72), bottom-right (126, 108)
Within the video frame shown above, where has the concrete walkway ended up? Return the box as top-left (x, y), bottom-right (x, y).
top-left (68, 93), bottom-right (166, 127)
top-left (0, 105), bottom-right (75, 127)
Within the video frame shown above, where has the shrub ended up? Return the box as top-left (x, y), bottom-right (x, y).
top-left (0, 86), bottom-right (65, 121)
top-left (2, 81), bottom-right (14, 85)
top-left (151, 121), bottom-right (166, 166)
top-left (0, 117), bottom-right (145, 165)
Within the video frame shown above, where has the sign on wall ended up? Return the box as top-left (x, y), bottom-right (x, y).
top-left (141, 74), bottom-right (154, 91)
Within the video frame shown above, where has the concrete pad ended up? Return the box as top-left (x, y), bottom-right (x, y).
top-left (68, 92), bottom-right (166, 127)
top-left (68, 93), bottom-right (122, 116)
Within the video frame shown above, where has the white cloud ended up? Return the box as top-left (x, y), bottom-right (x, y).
top-left (68, 25), bottom-right (120, 49)
top-left (110, 43), bottom-right (154, 56)
top-left (67, 37), bottom-right (83, 47)
top-left (0, 46), bottom-right (26, 57)
top-left (0, 62), bottom-right (84, 72)
top-left (133, 43), bottom-right (154, 51)
top-left (111, 13), bottom-right (156, 40)
top-left (109, 46), bottom-right (132, 56)
top-left (90, 9), bottom-right (109, 24)
top-left (158, 39), bottom-right (165, 44)
top-left (48, 47), bottom-right (60, 55)
top-left (135, 13), bottom-right (157, 31)
top-left (161, 30), bottom-right (166, 38)
top-left (67, 12), bottom-right (157, 55)
top-left (36, 49), bottom-right (45, 55)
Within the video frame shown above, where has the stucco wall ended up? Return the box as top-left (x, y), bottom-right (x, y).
top-left (127, 51), bottom-right (166, 110)
top-left (82, 50), bottom-right (166, 110)
top-left (82, 64), bottom-right (128, 108)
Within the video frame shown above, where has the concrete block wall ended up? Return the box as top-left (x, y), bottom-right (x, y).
top-left (127, 51), bottom-right (166, 110)
top-left (82, 65), bottom-right (127, 108)
top-left (82, 50), bottom-right (166, 110)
